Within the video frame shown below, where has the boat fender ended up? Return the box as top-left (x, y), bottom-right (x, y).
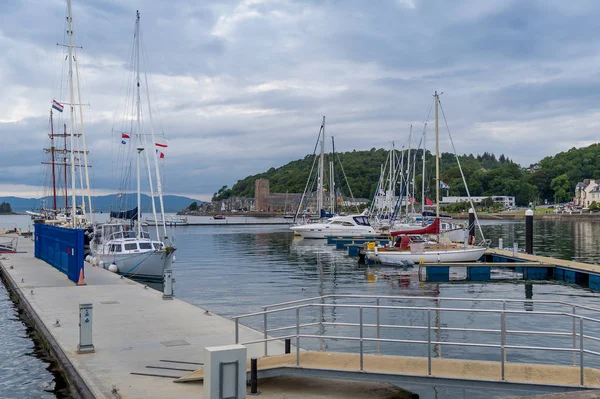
top-left (85, 255), bottom-right (92, 263)
top-left (172, 256), bottom-right (176, 263)
top-left (108, 262), bottom-right (119, 273)
top-left (405, 260), bottom-right (415, 267)
top-left (98, 261), bottom-right (105, 269)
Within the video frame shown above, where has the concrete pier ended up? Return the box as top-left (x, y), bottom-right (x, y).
top-left (0, 238), bottom-right (286, 398)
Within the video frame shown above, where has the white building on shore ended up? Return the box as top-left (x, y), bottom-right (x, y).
top-left (441, 196), bottom-right (516, 209)
top-left (574, 179), bottom-right (600, 208)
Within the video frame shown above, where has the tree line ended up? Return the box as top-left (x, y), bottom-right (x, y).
top-left (212, 144), bottom-right (600, 206)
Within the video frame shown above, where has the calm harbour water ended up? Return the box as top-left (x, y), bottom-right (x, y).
top-left (1, 215), bottom-right (600, 397)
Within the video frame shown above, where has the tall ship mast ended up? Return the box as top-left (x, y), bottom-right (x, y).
top-left (39, 0), bottom-right (92, 227)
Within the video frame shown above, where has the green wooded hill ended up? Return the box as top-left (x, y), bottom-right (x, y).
top-left (213, 144), bottom-right (600, 206)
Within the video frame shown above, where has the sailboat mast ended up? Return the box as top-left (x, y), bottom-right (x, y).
top-left (135, 10), bottom-right (142, 237)
top-left (330, 136), bottom-right (335, 215)
top-left (72, 24), bottom-right (92, 222)
top-left (435, 91), bottom-right (440, 219)
top-left (421, 123), bottom-right (426, 219)
top-left (50, 110), bottom-right (57, 210)
top-left (407, 126), bottom-right (412, 217)
top-left (64, 124), bottom-right (68, 209)
top-left (66, 0), bottom-right (77, 227)
top-left (317, 116), bottom-right (325, 215)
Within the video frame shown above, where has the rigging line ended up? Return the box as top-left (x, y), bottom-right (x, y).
top-left (293, 125), bottom-right (323, 220)
top-left (438, 99), bottom-right (486, 244)
top-left (334, 152), bottom-right (359, 214)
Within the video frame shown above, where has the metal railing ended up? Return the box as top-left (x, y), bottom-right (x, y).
top-left (232, 295), bottom-right (600, 386)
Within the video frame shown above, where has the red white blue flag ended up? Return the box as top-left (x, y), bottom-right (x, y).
top-left (156, 149), bottom-right (165, 159)
top-left (52, 99), bottom-right (64, 113)
top-left (121, 133), bottom-right (130, 145)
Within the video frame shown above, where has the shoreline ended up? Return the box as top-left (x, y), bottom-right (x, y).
top-left (453, 212), bottom-right (600, 221)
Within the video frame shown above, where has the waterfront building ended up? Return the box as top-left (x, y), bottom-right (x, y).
top-left (441, 195), bottom-right (516, 209)
top-left (574, 179), bottom-right (600, 208)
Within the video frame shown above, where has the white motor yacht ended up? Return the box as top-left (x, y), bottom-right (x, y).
top-left (290, 214), bottom-right (376, 239)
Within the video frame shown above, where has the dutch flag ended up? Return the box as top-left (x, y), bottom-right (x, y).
top-left (52, 99), bottom-right (64, 113)
top-left (121, 133), bottom-right (130, 145)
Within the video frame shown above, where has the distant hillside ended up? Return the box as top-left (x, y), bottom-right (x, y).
top-left (528, 144), bottom-right (600, 202)
top-left (213, 148), bottom-right (540, 205)
top-left (3, 194), bottom-right (200, 213)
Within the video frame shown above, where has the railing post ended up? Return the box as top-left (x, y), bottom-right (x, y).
top-left (320, 296), bottom-right (324, 351)
top-left (359, 307), bottom-right (364, 371)
top-left (235, 318), bottom-right (239, 344)
top-left (502, 301), bottom-right (506, 364)
top-left (427, 308), bottom-right (432, 376)
top-left (501, 311), bottom-right (506, 381)
top-left (263, 310), bottom-right (268, 356)
top-left (296, 307), bottom-right (300, 367)
top-left (580, 318), bottom-right (584, 386)
top-left (376, 297), bottom-right (380, 355)
top-left (573, 306), bottom-right (577, 366)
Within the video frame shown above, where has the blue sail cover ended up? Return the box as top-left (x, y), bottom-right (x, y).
top-left (320, 209), bottom-right (333, 218)
top-left (110, 207), bottom-right (139, 220)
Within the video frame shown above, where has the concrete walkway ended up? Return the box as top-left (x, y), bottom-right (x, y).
top-left (0, 238), bottom-right (284, 398)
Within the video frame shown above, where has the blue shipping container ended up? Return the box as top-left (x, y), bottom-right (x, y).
top-left (34, 224), bottom-right (85, 283)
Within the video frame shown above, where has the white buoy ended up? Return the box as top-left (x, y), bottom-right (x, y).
top-left (98, 261), bottom-right (105, 269)
top-left (172, 256), bottom-right (176, 263)
top-left (85, 255), bottom-right (92, 263)
top-left (91, 257), bottom-right (97, 266)
top-left (108, 263), bottom-right (119, 273)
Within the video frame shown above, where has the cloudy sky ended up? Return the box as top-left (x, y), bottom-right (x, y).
top-left (1, 0), bottom-right (600, 201)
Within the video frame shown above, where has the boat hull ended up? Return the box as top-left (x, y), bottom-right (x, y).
top-left (290, 225), bottom-right (376, 239)
top-left (368, 246), bottom-right (486, 265)
top-left (93, 250), bottom-right (173, 280)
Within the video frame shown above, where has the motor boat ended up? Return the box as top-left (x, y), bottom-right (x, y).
top-left (290, 214), bottom-right (376, 239)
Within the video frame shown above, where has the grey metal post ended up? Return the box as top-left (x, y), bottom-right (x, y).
top-left (376, 297), bottom-right (380, 355)
top-left (162, 268), bottom-right (173, 300)
top-left (573, 306), bottom-right (577, 366)
top-left (78, 303), bottom-right (94, 353)
top-left (296, 307), bottom-right (300, 366)
top-left (427, 308), bottom-right (432, 376)
top-left (525, 209), bottom-right (534, 254)
top-left (263, 311), bottom-right (268, 356)
top-left (359, 307), bottom-right (364, 371)
top-left (580, 318), bottom-right (584, 386)
top-left (319, 296), bottom-right (324, 351)
top-left (235, 318), bottom-right (239, 344)
top-left (498, 238), bottom-right (503, 250)
top-left (513, 242), bottom-right (518, 257)
top-left (502, 301), bottom-right (507, 363)
top-left (501, 311), bottom-right (506, 381)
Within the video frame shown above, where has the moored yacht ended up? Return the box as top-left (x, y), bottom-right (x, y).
top-left (90, 221), bottom-right (174, 280)
top-left (290, 214), bottom-right (375, 239)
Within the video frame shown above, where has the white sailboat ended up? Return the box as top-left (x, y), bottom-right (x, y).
top-left (290, 117), bottom-right (369, 238)
top-left (367, 92), bottom-right (487, 265)
top-left (90, 11), bottom-right (175, 280)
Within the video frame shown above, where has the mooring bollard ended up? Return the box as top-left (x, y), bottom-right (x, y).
top-left (285, 338), bottom-right (291, 354)
top-left (513, 242), bottom-right (518, 257)
top-left (250, 357), bottom-right (259, 395)
top-left (525, 209), bottom-right (534, 255)
top-left (498, 238), bottom-right (504, 250)
top-left (78, 303), bottom-right (94, 353)
top-left (163, 268), bottom-right (173, 300)
top-left (468, 208), bottom-right (475, 245)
